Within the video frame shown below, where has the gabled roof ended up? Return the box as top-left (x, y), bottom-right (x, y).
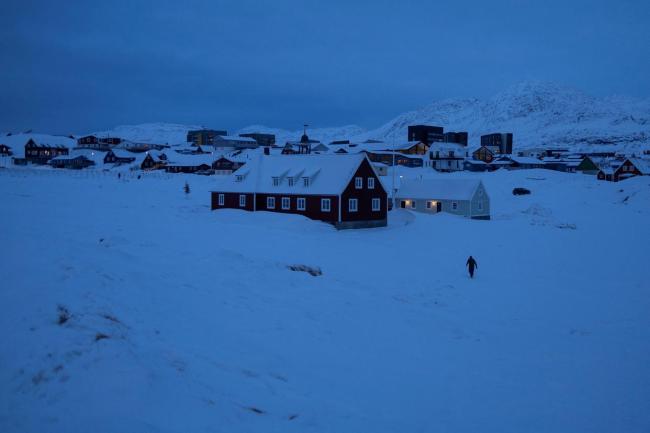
top-left (166, 152), bottom-right (215, 167)
top-left (212, 153), bottom-right (373, 195)
top-left (627, 158), bottom-right (650, 175)
top-left (397, 179), bottom-right (484, 201)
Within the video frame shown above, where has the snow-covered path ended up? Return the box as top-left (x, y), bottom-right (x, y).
top-left (1, 168), bottom-right (648, 432)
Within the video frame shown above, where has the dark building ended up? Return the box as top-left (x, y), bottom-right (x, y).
top-left (24, 139), bottom-right (69, 164)
top-left (211, 154), bottom-right (387, 229)
top-left (480, 133), bottom-right (513, 154)
top-left (408, 125), bottom-right (444, 145)
top-left (187, 129), bottom-right (228, 146)
top-left (443, 131), bottom-right (468, 146)
top-left (49, 155), bottom-right (95, 169)
top-left (104, 149), bottom-right (136, 164)
top-left (77, 135), bottom-right (122, 150)
top-left (239, 133), bottom-right (276, 147)
top-left (363, 151), bottom-right (424, 168)
top-left (0, 144), bottom-right (12, 156)
top-left (212, 157), bottom-right (245, 174)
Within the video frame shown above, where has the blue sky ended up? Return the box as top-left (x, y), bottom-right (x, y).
top-left (1, 0), bottom-right (649, 134)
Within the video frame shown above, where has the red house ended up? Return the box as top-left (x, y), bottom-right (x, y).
top-left (598, 158), bottom-right (650, 182)
top-left (211, 154), bottom-right (387, 229)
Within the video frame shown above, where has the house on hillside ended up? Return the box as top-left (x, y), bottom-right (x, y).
top-left (141, 152), bottom-right (167, 170)
top-left (211, 154), bottom-right (388, 229)
top-left (0, 144), bottom-right (13, 156)
top-left (77, 135), bottom-right (122, 150)
top-left (427, 144), bottom-right (468, 171)
top-left (212, 156), bottom-right (245, 175)
top-left (395, 179), bottom-right (490, 220)
top-left (394, 141), bottom-right (429, 155)
top-left (576, 156), bottom-right (604, 174)
top-left (472, 145), bottom-right (496, 163)
top-left (49, 154), bottom-right (95, 169)
top-left (600, 158), bottom-right (650, 182)
top-left (23, 139), bottom-right (69, 164)
top-left (104, 149), bottom-right (136, 164)
top-left (164, 153), bottom-right (214, 174)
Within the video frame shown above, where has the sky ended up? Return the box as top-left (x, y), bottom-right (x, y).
top-left (1, 0), bottom-right (649, 134)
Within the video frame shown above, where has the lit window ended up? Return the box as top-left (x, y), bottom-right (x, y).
top-left (355, 177), bottom-right (362, 189)
top-left (349, 198), bottom-right (358, 212)
top-left (321, 198), bottom-right (331, 212)
top-left (218, 194), bottom-right (224, 206)
top-left (372, 198), bottom-right (380, 211)
top-left (239, 195), bottom-right (246, 207)
top-left (267, 196), bottom-right (275, 209)
top-left (367, 177), bottom-right (375, 189)
top-left (281, 197), bottom-right (290, 210)
top-left (297, 197), bottom-right (306, 210)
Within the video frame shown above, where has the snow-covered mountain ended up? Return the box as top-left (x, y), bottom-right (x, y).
top-left (7, 81), bottom-right (649, 153)
top-left (355, 81), bottom-right (650, 152)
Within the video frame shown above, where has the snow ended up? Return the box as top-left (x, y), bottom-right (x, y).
top-left (1, 167), bottom-right (649, 433)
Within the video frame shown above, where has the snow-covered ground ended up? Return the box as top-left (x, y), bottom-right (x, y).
top-left (1, 168), bottom-right (649, 433)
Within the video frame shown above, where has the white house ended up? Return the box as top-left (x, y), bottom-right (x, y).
top-left (395, 178), bottom-right (490, 220)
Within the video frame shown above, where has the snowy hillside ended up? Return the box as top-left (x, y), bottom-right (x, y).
top-left (1, 168), bottom-right (649, 433)
top-left (356, 81), bottom-right (650, 152)
top-left (90, 122), bottom-right (204, 145)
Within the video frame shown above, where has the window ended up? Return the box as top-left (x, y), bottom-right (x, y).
top-left (426, 201), bottom-right (432, 209)
top-left (478, 201), bottom-right (483, 210)
top-left (321, 198), bottom-right (331, 212)
top-left (288, 177), bottom-right (294, 186)
top-left (367, 177), bottom-right (375, 189)
top-left (452, 201), bottom-right (458, 210)
top-left (281, 197), bottom-right (290, 210)
top-left (411, 200), bottom-right (416, 209)
top-left (303, 177), bottom-right (309, 187)
top-left (236, 175), bottom-right (243, 182)
top-left (267, 196), bottom-right (276, 209)
top-left (218, 194), bottom-right (224, 206)
top-left (355, 177), bottom-right (363, 189)
top-left (239, 195), bottom-right (246, 207)
top-left (272, 177), bottom-right (279, 186)
top-left (372, 198), bottom-right (380, 211)
top-left (297, 197), bottom-right (306, 211)
top-left (349, 198), bottom-right (358, 212)
top-left (447, 160), bottom-right (452, 167)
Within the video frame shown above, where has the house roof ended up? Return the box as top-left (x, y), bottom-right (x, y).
top-left (627, 158), bottom-right (650, 174)
top-left (166, 152), bottom-right (215, 167)
top-left (397, 179), bottom-right (484, 201)
top-left (212, 153), bottom-right (373, 195)
top-left (217, 135), bottom-right (257, 142)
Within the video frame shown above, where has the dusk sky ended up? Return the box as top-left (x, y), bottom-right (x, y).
top-left (1, 0), bottom-right (649, 134)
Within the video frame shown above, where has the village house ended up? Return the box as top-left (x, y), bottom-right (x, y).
top-left (76, 135), bottom-right (122, 150)
top-left (21, 138), bottom-right (69, 164)
top-left (599, 158), bottom-right (650, 182)
top-left (239, 133), bottom-right (276, 147)
top-left (141, 152), bottom-right (167, 170)
top-left (363, 150), bottom-right (424, 168)
top-left (394, 141), bottom-right (429, 155)
top-left (164, 153), bottom-right (215, 174)
top-left (396, 179), bottom-right (490, 220)
top-left (0, 144), bottom-right (13, 156)
top-left (472, 145), bottom-right (497, 163)
top-left (427, 143), bottom-right (469, 171)
top-left (213, 135), bottom-right (259, 149)
top-left (212, 156), bottom-right (246, 175)
top-left (49, 154), bottom-right (96, 169)
top-left (104, 149), bottom-right (136, 164)
top-left (187, 129), bottom-right (228, 146)
top-left (211, 154), bottom-right (388, 229)
top-left (481, 133), bottom-right (513, 154)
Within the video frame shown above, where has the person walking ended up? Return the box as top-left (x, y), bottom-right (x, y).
top-left (466, 256), bottom-right (478, 278)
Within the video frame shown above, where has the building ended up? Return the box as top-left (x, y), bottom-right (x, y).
top-left (0, 144), bottom-right (12, 156)
top-left (164, 153), bottom-right (214, 174)
top-left (407, 125), bottom-right (444, 145)
top-left (49, 154), bottom-right (95, 169)
top-left (141, 152), bottom-right (167, 170)
top-left (104, 149), bottom-right (136, 164)
top-left (396, 179), bottom-right (490, 220)
top-left (599, 158), bottom-right (650, 182)
top-left (480, 133), bottom-right (513, 154)
top-left (472, 145), bottom-right (496, 163)
top-left (508, 156), bottom-right (546, 170)
top-left (23, 138), bottom-right (69, 164)
top-left (427, 144), bottom-right (469, 172)
top-left (187, 129), bottom-right (228, 146)
top-left (212, 156), bottom-right (245, 175)
top-left (239, 133), bottom-right (276, 147)
top-left (576, 156), bottom-right (605, 174)
top-left (213, 135), bottom-right (259, 149)
top-left (363, 151), bottom-right (424, 168)
top-left (76, 135), bottom-right (122, 150)
top-left (443, 131), bottom-right (468, 146)
top-left (211, 154), bottom-right (388, 229)
top-left (394, 141), bottom-right (429, 155)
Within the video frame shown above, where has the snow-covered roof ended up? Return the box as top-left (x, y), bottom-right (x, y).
top-left (212, 153), bottom-right (371, 195)
top-left (397, 179), bottom-right (484, 201)
top-left (217, 135), bottom-right (257, 143)
top-left (166, 153), bottom-right (215, 166)
top-left (509, 156), bottom-right (544, 164)
top-left (628, 158), bottom-right (650, 174)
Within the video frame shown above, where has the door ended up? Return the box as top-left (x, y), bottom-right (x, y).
top-left (436, 202), bottom-right (442, 212)
top-left (400, 200), bottom-right (406, 209)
